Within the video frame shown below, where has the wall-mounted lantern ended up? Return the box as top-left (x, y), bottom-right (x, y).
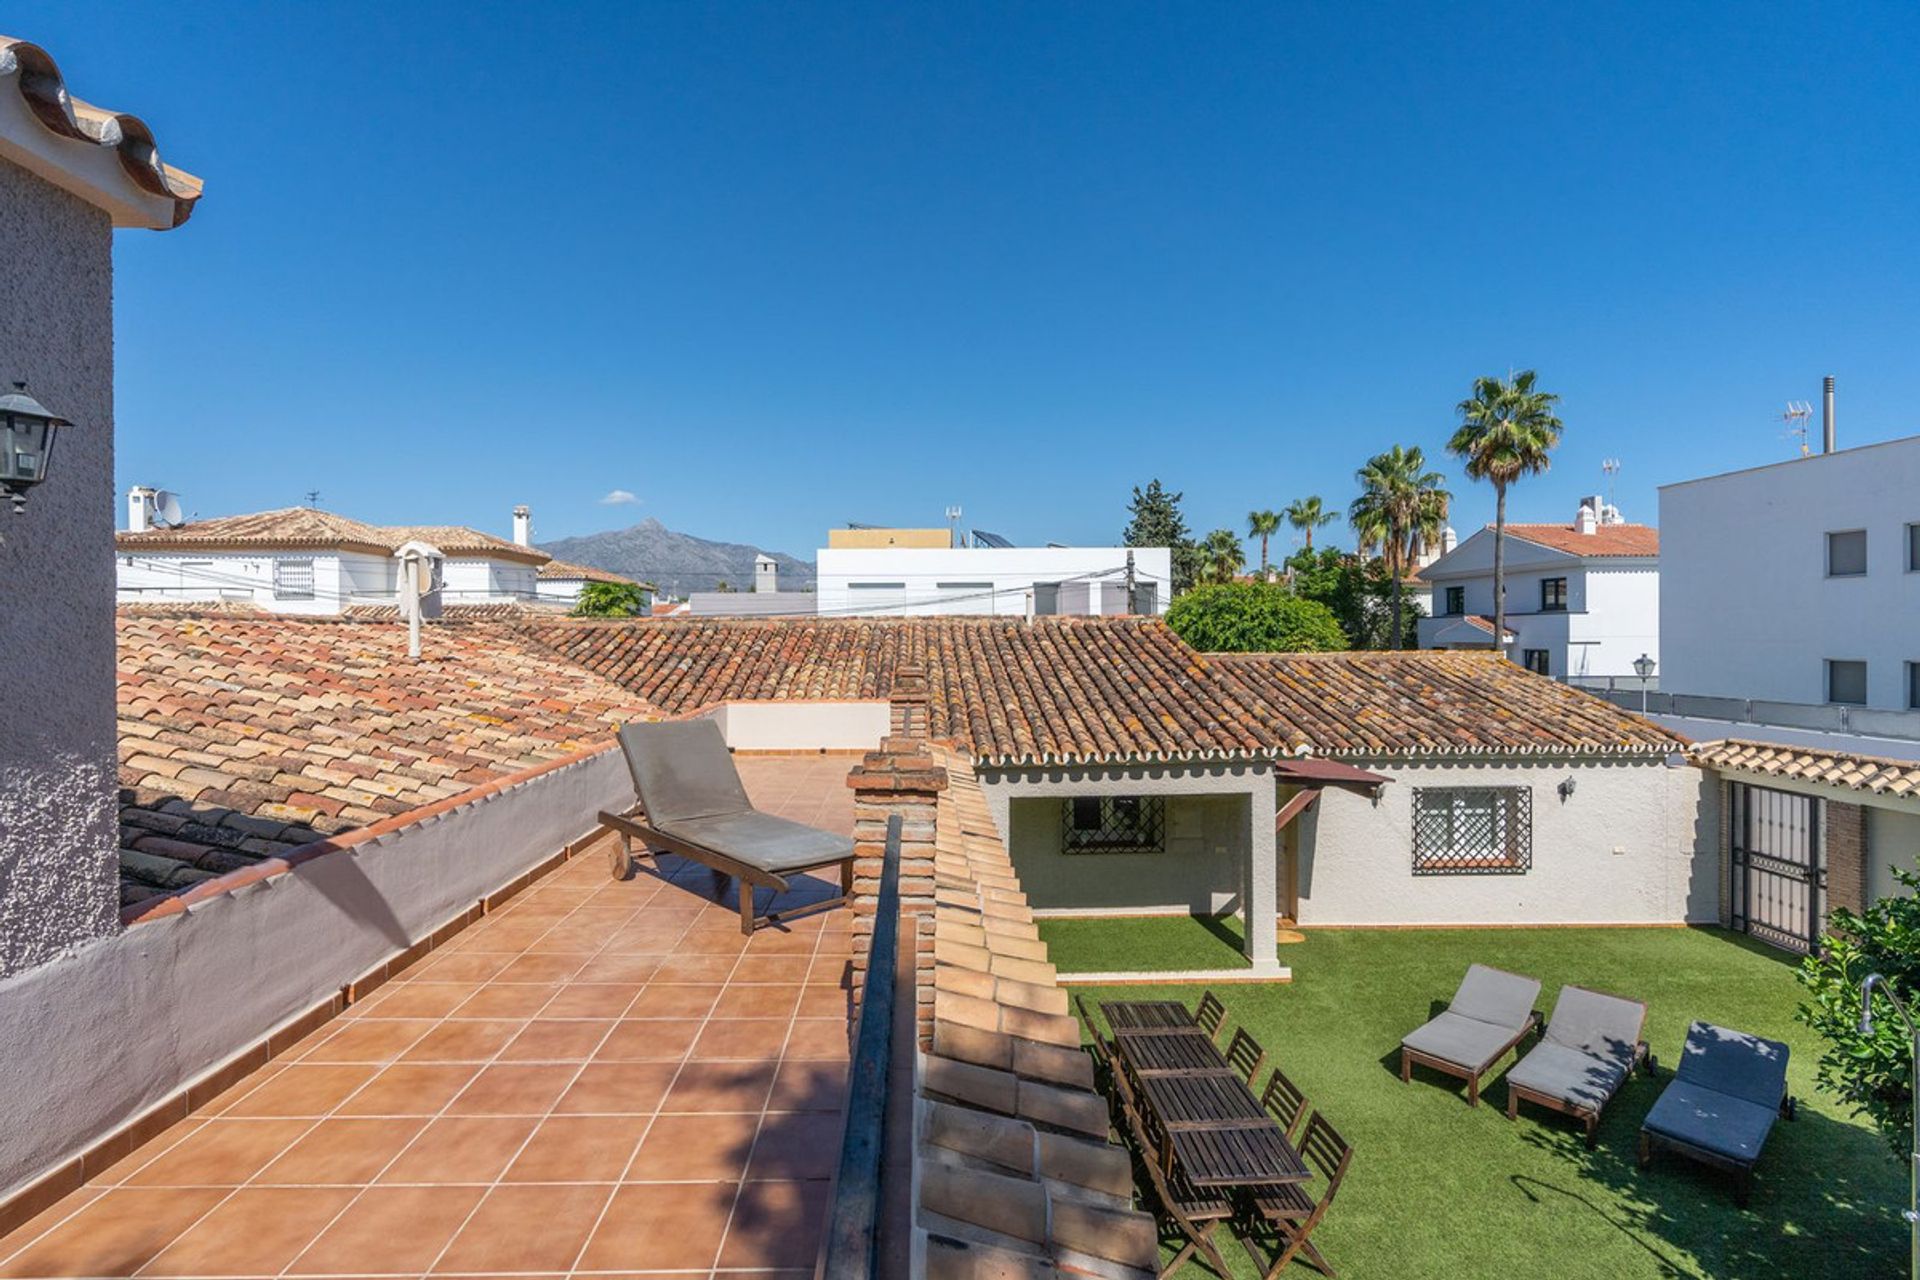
top-left (0, 382), bottom-right (70, 513)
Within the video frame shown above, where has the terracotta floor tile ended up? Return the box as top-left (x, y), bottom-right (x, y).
top-left (123, 1118), bottom-right (313, 1187)
top-left (747, 1112), bottom-right (844, 1180)
top-left (378, 1116), bottom-right (541, 1184)
top-left (691, 1019), bottom-right (791, 1061)
top-left (783, 1019), bottom-right (851, 1061)
top-left (677, 925), bottom-right (753, 956)
top-left (575, 954), bottom-right (665, 983)
top-left (335, 1064), bottom-right (479, 1117)
top-left (714, 984), bottom-right (803, 1019)
top-left (254, 1117), bottom-right (427, 1185)
top-left (594, 1019), bottom-right (702, 1061)
top-left (541, 983), bottom-right (644, 1019)
top-left (495, 952), bottom-right (591, 984)
top-left (649, 955), bottom-right (737, 984)
top-left (357, 982), bottom-right (477, 1020)
top-left (629, 1112), bottom-right (760, 1181)
top-left (0, 1185), bottom-right (102, 1253)
top-left (741, 927), bottom-right (817, 957)
top-left (138, 1186), bottom-right (356, 1276)
top-left (661, 1061), bottom-right (779, 1114)
top-left (806, 955), bottom-right (853, 986)
top-left (445, 1064), bottom-right (578, 1116)
top-left (499, 1019), bottom-right (616, 1062)
top-left (504, 1114), bottom-right (651, 1183)
top-left (400, 1019), bottom-right (525, 1063)
top-left (0, 1187), bottom-right (224, 1278)
top-left (286, 1184), bottom-right (486, 1274)
top-left (553, 1062), bottom-right (679, 1115)
top-left (732, 955), bottom-right (813, 984)
top-left (577, 1182), bottom-right (736, 1272)
top-left (221, 1063), bottom-right (378, 1118)
top-left (431, 1182), bottom-right (612, 1274)
top-left (409, 951), bottom-right (514, 984)
top-left (301, 1018), bottom-right (438, 1063)
top-left (626, 983), bottom-right (724, 1019)
top-left (797, 984), bottom-right (852, 1019)
top-left (717, 1179), bottom-right (831, 1269)
top-left (455, 982), bottom-right (560, 1019)
top-left (767, 1060), bottom-right (849, 1113)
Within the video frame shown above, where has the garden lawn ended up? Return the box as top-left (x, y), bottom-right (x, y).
top-left (1043, 919), bottom-right (1903, 1280)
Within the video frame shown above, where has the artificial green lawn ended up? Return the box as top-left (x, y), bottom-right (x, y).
top-left (1040, 919), bottom-right (1904, 1279)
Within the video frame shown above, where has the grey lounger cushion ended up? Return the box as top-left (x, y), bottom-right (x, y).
top-left (1507, 986), bottom-right (1646, 1110)
top-left (617, 719), bottom-right (854, 873)
top-left (1402, 965), bottom-right (1541, 1072)
top-left (1642, 1022), bottom-right (1789, 1162)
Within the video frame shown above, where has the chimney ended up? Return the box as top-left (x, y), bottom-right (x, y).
top-left (127, 485), bottom-right (156, 533)
top-left (754, 554), bottom-right (778, 594)
top-left (511, 504), bottom-right (531, 547)
top-left (1575, 497), bottom-right (1599, 535)
top-left (1440, 526), bottom-right (1457, 555)
top-left (1822, 376), bottom-right (1836, 454)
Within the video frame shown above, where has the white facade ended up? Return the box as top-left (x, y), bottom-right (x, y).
top-left (116, 546), bottom-right (543, 614)
top-left (1417, 510), bottom-right (1659, 681)
top-left (815, 546), bottom-right (1173, 617)
top-left (1660, 434), bottom-right (1920, 709)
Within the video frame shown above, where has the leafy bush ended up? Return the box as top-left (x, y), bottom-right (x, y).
top-left (1165, 582), bottom-right (1347, 653)
top-left (1797, 869), bottom-right (1920, 1158)
top-left (572, 581), bottom-right (648, 618)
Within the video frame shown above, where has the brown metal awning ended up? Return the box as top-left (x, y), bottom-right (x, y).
top-left (1274, 757), bottom-right (1392, 794)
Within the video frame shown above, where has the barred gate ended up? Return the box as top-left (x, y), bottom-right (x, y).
top-left (1730, 783), bottom-right (1824, 954)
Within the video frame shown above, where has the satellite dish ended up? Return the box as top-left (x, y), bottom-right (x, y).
top-left (154, 490), bottom-right (183, 526)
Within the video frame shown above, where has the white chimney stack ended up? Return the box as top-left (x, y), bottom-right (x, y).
top-left (1440, 526), bottom-right (1457, 555)
top-left (754, 554), bottom-right (778, 594)
top-left (1575, 497), bottom-right (1600, 535)
top-left (128, 485), bottom-right (156, 533)
top-left (1822, 375), bottom-right (1836, 454)
top-left (511, 504), bottom-right (531, 547)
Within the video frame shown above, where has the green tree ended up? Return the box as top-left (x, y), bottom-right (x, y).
top-left (1196, 528), bottom-right (1246, 585)
top-left (1446, 370), bottom-right (1564, 657)
top-left (1798, 871), bottom-right (1920, 1158)
top-left (571, 580), bottom-right (648, 617)
top-left (1285, 546), bottom-right (1418, 649)
top-left (1123, 479), bottom-right (1201, 594)
top-left (1247, 510), bottom-right (1282, 579)
top-left (1284, 495), bottom-right (1338, 551)
top-left (1347, 445), bottom-right (1450, 648)
top-left (1165, 582), bottom-right (1347, 653)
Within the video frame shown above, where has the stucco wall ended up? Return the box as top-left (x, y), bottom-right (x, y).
top-left (703, 701), bottom-right (889, 752)
top-left (1867, 808), bottom-right (1920, 904)
top-left (1003, 793), bottom-right (1248, 914)
top-left (1299, 757), bottom-right (1715, 926)
top-left (0, 158), bottom-right (119, 978)
top-left (0, 748), bottom-right (633, 1199)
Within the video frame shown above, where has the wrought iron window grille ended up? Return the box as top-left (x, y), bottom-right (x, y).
top-left (1062, 795), bottom-right (1166, 854)
top-left (1412, 787), bottom-right (1532, 874)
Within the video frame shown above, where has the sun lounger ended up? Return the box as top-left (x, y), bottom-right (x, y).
top-left (1506, 985), bottom-right (1651, 1146)
top-left (598, 719), bottom-right (855, 934)
top-left (1399, 964), bottom-right (1542, 1106)
top-left (1638, 1021), bottom-right (1793, 1205)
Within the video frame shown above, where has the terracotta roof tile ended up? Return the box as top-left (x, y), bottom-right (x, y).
top-left (1500, 522), bottom-right (1660, 557)
top-left (1689, 738), bottom-right (1920, 799)
top-left (536, 556), bottom-right (650, 587)
top-left (115, 508), bottom-right (548, 565)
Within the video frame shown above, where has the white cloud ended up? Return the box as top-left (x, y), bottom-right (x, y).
top-left (598, 489), bottom-right (640, 506)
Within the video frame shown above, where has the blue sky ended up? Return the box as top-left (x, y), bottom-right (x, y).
top-left (16, 1), bottom-right (1919, 559)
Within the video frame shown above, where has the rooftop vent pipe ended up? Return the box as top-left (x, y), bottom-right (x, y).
top-left (1822, 376), bottom-right (1836, 453)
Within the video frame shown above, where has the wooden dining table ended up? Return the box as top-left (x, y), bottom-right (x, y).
top-left (1100, 999), bottom-right (1309, 1189)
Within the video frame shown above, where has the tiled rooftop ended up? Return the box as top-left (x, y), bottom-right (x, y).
top-left (114, 508), bottom-right (547, 565)
top-left (2, 756), bottom-right (855, 1279)
top-left (1691, 738), bottom-right (1920, 799)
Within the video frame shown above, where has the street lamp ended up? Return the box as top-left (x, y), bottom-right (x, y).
top-left (1860, 973), bottom-right (1919, 1280)
top-left (1633, 652), bottom-right (1656, 714)
top-left (0, 381), bottom-right (71, 513)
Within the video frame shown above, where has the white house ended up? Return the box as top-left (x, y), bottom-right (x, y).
top-left (1416, 497), bottom-right (1659, 681)
top-left (815, 544), bottom-right (1173, 617)
top-left (115, 497), bottom-right (594, 614)
top-left (1660, 431), bottom-right (1920, 711)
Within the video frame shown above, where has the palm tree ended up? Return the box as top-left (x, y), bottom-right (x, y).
top-left (1349, 445), bottom-right (1450, 647)
top-left (1446, 370), bottom-right (1564, 657)
top-left (1247, 510), bottom-right (1282, 579)
top-left (1284, 496), bottom-right (1338, 551)
top-left (1197, 528), bottom-right (1246, 585)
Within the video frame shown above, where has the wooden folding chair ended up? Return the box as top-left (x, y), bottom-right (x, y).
top-left (1225, 1027), bottom-right (1267, 1083)
top-left (1074, 995), bottom-right (1127, 1116)
top-left (1195, 989), bottom-right (1228, 1040)
top-left (1259, 1064), bottom-right (1311, 1143)
top-left (1246, 1111), bottom-right (1352, 1279)
top-left (1125, 1086), bottom-right (1235, 1278)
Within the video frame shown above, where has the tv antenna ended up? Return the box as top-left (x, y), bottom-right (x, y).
top-left (304, 489), bottom-right (322, 508)
top-left (1781, 401), bottom-right (1813, 456)
top-left (1600, 459), bottom-right (1620, 512)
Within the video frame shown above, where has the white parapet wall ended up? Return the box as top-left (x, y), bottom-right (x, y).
top-left (0, 746), bottom-right (634, 1200)
top-left (699, 701), bottom-right (890, 753)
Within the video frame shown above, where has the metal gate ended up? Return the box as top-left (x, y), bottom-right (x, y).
top-left (1730, 783), bottom-right (1824, 953)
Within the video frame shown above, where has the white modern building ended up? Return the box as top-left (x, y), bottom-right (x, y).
top-left (1416, 497), bottom-right (1659, 681)
top-left (815, 543), bottom-right (1173, 617)
top-left (116, 496), bottom-right (649, 614)
top-left (1660, 430), bottom-right (1920, 711)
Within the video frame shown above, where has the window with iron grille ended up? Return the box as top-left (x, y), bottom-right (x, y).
top-left (1444, 586), bottom-right (1465, 615)
top-left (273, 558), bottom-right (315, 600)
top-left (1411, 787), bottom-right (1532, 874)
top-left (1061, 796), bottom-right (1165, 854)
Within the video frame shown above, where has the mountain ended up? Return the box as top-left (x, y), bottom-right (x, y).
top-left (538, 517), bottom-right (815, 597)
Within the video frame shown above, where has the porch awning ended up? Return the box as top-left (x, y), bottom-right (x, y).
top-left (1274, 757), bottom-right (1392, 794)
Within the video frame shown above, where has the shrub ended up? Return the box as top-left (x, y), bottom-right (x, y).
top-left (572, 581), bottom-right (648, 618)
top-left (1165, 582), bottom-right (1347, 653)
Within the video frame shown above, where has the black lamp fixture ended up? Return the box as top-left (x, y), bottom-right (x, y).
top-left (1633, 653), bottom-right (1657, 682)
top-left (0, 381), bottom-right (70, 513)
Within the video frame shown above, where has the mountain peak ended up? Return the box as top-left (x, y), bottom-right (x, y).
top-left (538, 520), bottom-right (814, 596)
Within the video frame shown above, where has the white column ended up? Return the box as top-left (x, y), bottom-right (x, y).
top-left (1245, 764), bottom-right (1280, 974)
